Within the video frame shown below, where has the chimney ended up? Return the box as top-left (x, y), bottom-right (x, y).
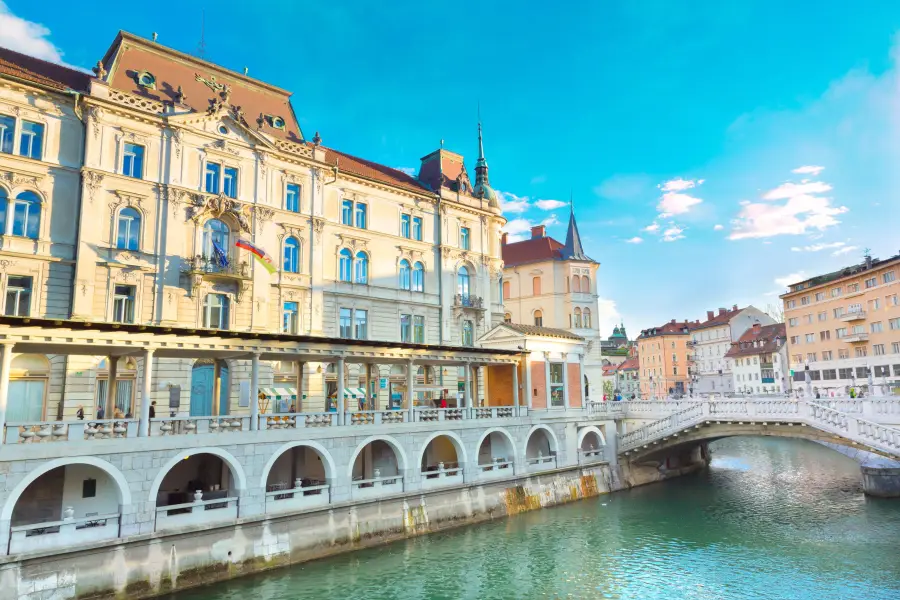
top-left (752, 321), bottom-right (761, 332)
top-left (670, 319), bottom-right (675, 324)
top-left (501, 232), bottom-right (508, 245)
top-left (706, 310), bottom-right (714, 320)
top-left (718, 307), bottom-right (726, 316)
top-left (733, 304), bottom-right (738, 311)
top-left (531, 225), bottom-right (546, 239)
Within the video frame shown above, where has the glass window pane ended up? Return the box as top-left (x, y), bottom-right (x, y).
top-left (339, 308), bottom-right (352, 338)
top-left (341, 200), bottom-right (353, 225)
top-left (400, 314), bottom-right (411, 342)
top-left (7, 380), bottom-right (45, 421)
top-left (18, 121), bottom-right (44, 159)
top-left (355, 310), bottom-right (368, 339)
top-left (205, 162), bottom-right (220, 194)
top-left (355, 203), bottom-right (367, 229)
top-left (123, 143), bottom-right (144, 178)
top-left (355, 252), bottom-right (368, 284)
top-left (223, 167), bottom-right (238, 198)
top-left (0, 114), bottom-right (14, 154)
top-left (412, 217), bottom-right (422, 241)
top-left (414, 315), bottom-right (425, 343)
top-left (401, 214), bottom-right (410, 238)
top-left (5, 275), bottom-right (32, 317)
top-left (286, 184), bottom-right (300, 212)
top-left (283, 301), bottom-right (299, 333)
top-left (12, 192), bottom-right (40, 239)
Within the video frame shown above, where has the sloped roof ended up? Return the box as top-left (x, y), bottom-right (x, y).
top-left (560, 208), bottom-right (591, 261)
top-left (323, 147), bottom-right (430, 195)
top-left (501, 323), bottom-right (583, 341)
top-left (0, 46), bottom-right (91, 92)
top-left (618, 356), bottom-right (639, 371)
top-left (724, 323), bottom-right (786, 359)
top-left (502, 236), bottom-right (565, 267)
top-left (638, 321), bottom-right (697, 338)
top-left (694, 306), bottom-right (744, 330)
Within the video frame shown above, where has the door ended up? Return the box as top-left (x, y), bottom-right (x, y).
top-left (7, 380), bottom-right (45, 422)
top-left (190, 365), bottom-right (214, 416)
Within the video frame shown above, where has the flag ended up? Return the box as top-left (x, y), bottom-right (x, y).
top-left (236, 238), bottom-right (277, 274)
top-left (211, 240), bottom-right (229, 269)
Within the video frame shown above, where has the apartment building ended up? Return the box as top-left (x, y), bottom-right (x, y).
top-left (637, 320), bottom-right (696, 398)
top-left (725, 323), bottom-right (789, 395)
top-left (782, 253), bottom-right (900, 395)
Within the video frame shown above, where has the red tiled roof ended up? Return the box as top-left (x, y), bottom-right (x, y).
top-left (502, 236), bottom-right (564, 267)
top-left (323, 147), bottom-right (430, 195)
top-left (637, 321), bottom-right (697, 338)
top-left (724, 323), bottom-right (786, 359)
top-left (618, 356), bottom-right (639, 371)
top-left (694, 306), bottom-right (745, 330)
top-left (501, 323), bottom-right (583, 341)
top-left (0, 46), bottom-right (90, 92)
top-left (602, 365), bottom-right (618, 376)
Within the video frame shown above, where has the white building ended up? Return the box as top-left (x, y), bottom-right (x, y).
top-left (689, 305), bottom-right (775, 396)
top-left (725, 323), bottom-right (789, 395)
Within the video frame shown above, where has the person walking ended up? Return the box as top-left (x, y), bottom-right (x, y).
top-left (149, 401), bottom-right (156, 418)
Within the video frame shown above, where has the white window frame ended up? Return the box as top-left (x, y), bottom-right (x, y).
top-left (112, 284), bottom-right (136, 324)
top-left (202, 293), bottom-right (231, 330)
top-left (282, 301), bottom-right (300, 334)
top-left (122, 142), bottom-right (145, 179)
top-left (4, 274), bottom-right (32, 317)
top-left (116, 207), bottom-right (142, 251)
top-left (18, 119), bottom-right (45, 160)
top-left (285, 182), bottom-right (301, 213)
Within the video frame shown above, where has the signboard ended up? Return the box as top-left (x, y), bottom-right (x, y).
top-left (168, 386), bottom-right (181, 410)
top-left (380, 378), bottom-right (387, 390)
top-left (239, 381), bottom-right (250, 408)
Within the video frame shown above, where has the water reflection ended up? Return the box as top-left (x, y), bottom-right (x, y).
top-left (168, 437), bottom-right (900, 600)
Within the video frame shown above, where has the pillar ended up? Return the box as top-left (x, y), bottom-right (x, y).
top-left (139, 349), bottom-right (154, 437)
top-left (296, 361), bottom-right (305, 412)
top-left (249, 352), bottom-right (260, 431)
top-left (364, 363), bottom-right (372, 411)
top-left (579, 353), bottom-right (585, 401)
top-left (0, 342), bottom-right (14, 436)
top-left (464, 362), bottom-right (472, 408)
top-left (106, 354), bottom-right (118, 418)
top-left (523, 353), bottom-right (532, 410)
top-left (562, 352), bottom-right (570, 410)
top-left (336, 356), bottom-right (345, 425)
top-left (407, 358), bottom-right (415, 421)
top-left (544, 352), bottom-right (552, 408)
top-left (214, 360), bottom-right (223, 415)
top-left (512, 362), bottom-right (520, 409)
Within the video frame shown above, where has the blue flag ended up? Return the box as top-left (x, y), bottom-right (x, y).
top-left (212, 240), bottom-right (230, 268)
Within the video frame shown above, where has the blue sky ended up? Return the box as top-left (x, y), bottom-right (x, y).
top-left (2, 1), bottom-right (898, 337)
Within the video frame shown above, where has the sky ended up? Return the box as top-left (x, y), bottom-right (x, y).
top-left (2, 1), bottom-right (899, 338)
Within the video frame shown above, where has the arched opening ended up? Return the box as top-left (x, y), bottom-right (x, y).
top-left (264, 444), bottom-right (331, 513)
top-left (116, 207), bottom-right (141, 250)
top-left (154, 452), bottom-right (239, 530)
top-left (12, 191), bottom-right (41, 239)
top-left (534, 309), bottom-right (543, 327)
top-left (201, 218), bottom-right (230, 269)
top-left (578, 429), bottom-right (605, 463)
top-left (8, 462), bottom-right (124, 553)
top-left (572, 276), bottom-right (580, 293)
top-left (399, 259), bottom-right (411, 290)
top-left (525, 427), bottom-right (558, 469)
top-left (95, 357), bottom-right (137, 418)
top-left (457, 265), bottom-right (471, 299)
top-left (420, 434), bottom-right (463, 487)
top-left (283, 236), bottom-right (300, 273)
top-left (412, 261), bottom-right (424, 292)
top-left (477, 429), bottom-right (515, 477)
top-left (190, 359), bottom-right (229, 417)
top-left (354, 251), bottom-right (369, 284)
top-left (350, 438), bottom-right (404, 498)
top-left (339, 248), bottom-right (352, 282)
top-left (7, 354), bottom-right (50, 425)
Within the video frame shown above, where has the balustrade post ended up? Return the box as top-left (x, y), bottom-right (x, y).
top-left (138, 348), bottom-right (155, 437)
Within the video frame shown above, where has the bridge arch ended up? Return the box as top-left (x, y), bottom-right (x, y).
top-left (475, 427), bottom-right (517, 466)
top-left (149, 447), bottom-right (247, 505)
top-left (524, 424), bottom-right (559, 460)
top-left (259, 441), bottom-right (337, 489)
top-left (577, 425), bottom-right (606, 449)
top-left (347, 434), bottom-right (408, 480)
top-left (417, 431), bottom-right (468, 471)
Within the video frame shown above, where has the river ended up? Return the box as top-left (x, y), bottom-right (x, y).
top-left (167, 437), bottom-right (900, 600)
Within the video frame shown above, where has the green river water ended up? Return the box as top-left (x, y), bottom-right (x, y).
top-left (167, 437), bottom-right (900, 600)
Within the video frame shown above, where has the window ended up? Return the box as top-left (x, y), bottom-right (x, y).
top-left (833, 307), bottom-right (844, 318)
top-left (792, 354), bottom-right (802, 363)
top-left (0, 114), bottom-right (13, 153)
top-left (818, 312), bottom-right (827, 322)
top-left (893, 342), bottom-right (900, 354)
top-left (18, 120), bottom-right (44, 159)
top-left (285, 183), bottom-right (300, 213)
top-left (504, 313), bottom-right (512, 324)
top-left (805, 333), bottom-right (815, 343)
top-left (807, 353), bottom-right (816, 362)
top-left (283, 237), bottom-right (300, 273)
top-left (203, 293), bottom-right (229, 329)
top-left (339, 308), bottom-right (352, 338)
top-left (805, 314), bottom-right (813, 324)
top-left (851, 324), bottom-right (865, 334)
top-left (460, 227), bottom-right (470, 250)
top-left (412, 216), bottom-right (423, 241)
top-left (888, 294), bottom-right (899, 307)
top-left (874, 344), bottom-right (886, 356)
top-left (815, 292), bottom-right (825, 302)
top-left (412, 262), bottom-right (424, 292)
top-left (582, 276), bottom-right (590, 293)
top-left (399, 259), bottom-right (411, 290)
top-left (848, 283), bottom-right (860, 293)
top-left (572, 276), bottom-right (581, 293)
top-left (574, 307), bottom-right (582, 328)
top-left (869, 298), bottom-right (881, 311)
top-left (462, 320), bottom-right (474, 346)
top-left (5, 275), bottom-right (31, 316)
top-left (112, 285), bottom-right (135, 323)
top-left (413, 315), bottom-right (425, 344)
top-left (201, 219), bottom-right (229, 265)
top-left (457, 265), bottom-right (471, 299)
top-left (884, 271), bottom-right (896, 284)
top-left (584, 308), bottom-right (591, 328)
top-left (801, 296), bottom-right (810, 305)
top-left (822, 369), bottom-right (837, 380)
top-left (354, 310), bottom-right (368, 339)
top-left (534, 309), bottom-right (543, 327)
top-left (354, 203), bottom-right (367, 229)
top-left (871, 321), bottom-right (884, 333)
top-left (204, 162), bottom-right (221, 194)
top-left (839, 349), bottom-right (849, 359)
top-left (822, 351), bottom-right (832, 361)
top-left (283, 302), bottom-right (299, 334)
top-left (11, 191), bottom-right (41, 239)
top-left (831, 287), bottom-right (841, 297)
top-left (855, 347), bottom-right (868, 358)
top-left (354, 252), bottom-right (368, 284)
top-left (848, 303), bottom-right (862, 314)
top-left (532, 276), bottom-right (541, 296)
top-left (223, 167), bottom-right (238, 198)
top-left (116, 207), bottom-right (141, 250)
top-left (339, 248), bottom-right (352, 282)
top-left (890, 318), bottom-right (900, 331)
top-left (82, 478), bottom-right (97, 499)
top-left (341, 200), bottom-right (353, 225)
top-left (856, 366), bottom-right (869, 378)
top-left (865, 277), bottom-right (877, 289)
top-left (400, 314), bottom-right (411, 343)
top-left (122, 143), bottom-right (144, 178)
top-left (401, 214), bottom-right (411, 238)
top-left (820, 330), bottom-right (831, 341)
top-left (788, 318), bottom-right (798, 327)
top-left (786, 300), bottom-right (796, 309)
top-left (838, 368), bottom-right (852, 379)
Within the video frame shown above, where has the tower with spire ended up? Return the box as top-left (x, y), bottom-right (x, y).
top-left (472, 119), bottom-right (499, 208)
top-left (560, 200), bottom-right (591, 262)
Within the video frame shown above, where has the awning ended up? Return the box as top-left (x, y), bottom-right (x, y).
top-left (343, 387), bottom-right (368, 398)
top-left (259, 387), bottom-right (298, 400)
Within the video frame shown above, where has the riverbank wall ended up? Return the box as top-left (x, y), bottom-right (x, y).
top-left (0, 459), bottom-right (698, 600)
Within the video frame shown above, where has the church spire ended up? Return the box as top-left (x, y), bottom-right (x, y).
top-left (475, 118), bottom-right (489, 188)
top-left (560, 197), bottom-right (591, 261)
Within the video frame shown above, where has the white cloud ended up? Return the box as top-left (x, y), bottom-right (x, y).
top-left (541, 214), bottom-right (560, 227)
top-left (625, 237), bottom-right (643, 244)
top-left (535, 199), bottom-right (567, 210)
top-left (0, 2), bottom-right (68, 65)
top-left (713, 224), bottom-right (724, 231)
top-left (395, 166), bottom-right (417, 177)
top-left (775, 271), bottom-right (807, 288)
top-left (662, 225), bottom-right (685, 242)
top-left (595, 297), bottom-right (622, 337)
top-left (832, 245), bottom-right (858, 256)
top-left (762, 181), bottom-right (833, 201)
top-left (643, 222), bottom-right (660, 233)
top-left (792, 165), bottom-right (825, 176)
top-left (656, 178), bottom-right (704, 218)
top-left (501, 218), bottom-right (533, 242)
top-left (498, 191), bottom-right (530, 214)
top-left (790, 241), bottom-right (846, 252)
top-left (659, 178), bottom-right (698, 192)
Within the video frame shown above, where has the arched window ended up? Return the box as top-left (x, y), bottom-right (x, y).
top-left (412, 261), bottom-right (424, 292)
top-left (116, 207), bottom-right (141, 250)
top-left (354, 251), bottom-right (368, 284)
top-left (574, 307), bottom-right (582, 328)
top-left (504, 312), bottom-right (512, 323)
top-left (0, 187), bottom-right (7, 234)
top-left (532, 276), bottom-right (541, 295)
top-left (12, 191), bottom-right (41, 239)
top-left (462, 320), bottom-right (474, 346)
top-left (399, 259), bottom-right (411, 290)
top-left (339, 248), bottom-right (352, 282)
top-left (283, 237), bottom-right (300, 273)
top-left (202, 219), bottom-right (229, 265)
top-left (582, 276), bottom-right (590, 293)
top-left (583, 308), bottom-right (592, 328)
top-left (457, 265), bottom-right (471, 299)
top-left (534, 309), bottom-right (543, 327)
top-left (572, 276), bottom-right (581, 293)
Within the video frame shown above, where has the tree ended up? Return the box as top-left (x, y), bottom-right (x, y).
top-left (603, 380), bottom-right (614, 399)
top-left (765, 303), bottom-right (784, 323)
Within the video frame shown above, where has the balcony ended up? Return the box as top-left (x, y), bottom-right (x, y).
top-left (181, 255), bottom-right (251, 298)
top-left (840, 311), bottom-right (866, 322)
top-left (843, 333), bottom-right (869, 343)
top-left (761, 362), bottom-right (774, 370)
top-left (453, 294), bottom-right (485, 310)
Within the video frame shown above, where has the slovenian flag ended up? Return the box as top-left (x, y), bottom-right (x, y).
top-left (236, 238), bottom-right (277, 274)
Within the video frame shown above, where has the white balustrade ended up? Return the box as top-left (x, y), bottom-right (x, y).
top-left (155, 497), bottom-right (239, 531)
top-left (415, 408), bottom-right (467, 422)
top-left (346, 410), bottom-right (408, 426)
top-left (350, 475), bottom-right (403, 500)
top-left (525, 453), bottom-right (557, 470)
top-left (264, 483), bottom-right (330, 513)
top-left (4, 420), bottom-right (138, 444)
top-left (420, 463), bottom-right (464, 489)
top-left (477, 457), bottom-right (514, 478)
top-left (9, 514), bottom-right (120, 554)
top-left (578, 447), bottom-right (606, 464)
top-left (150, 416), bottom-right (249, 435)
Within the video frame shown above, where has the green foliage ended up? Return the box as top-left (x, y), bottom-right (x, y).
top-left (603, 380), bottom-right (614, 397)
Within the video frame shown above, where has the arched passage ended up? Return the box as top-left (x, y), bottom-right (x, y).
top-left (419, 432), bottom-right (466, 486)
top-left (260, 441), bottom-right (335, 513)
top-left (2, 457), bottom-right (129, 554)
top-left (577, 426), bottom-right (606, 464)
top-left (476, 427), bottom-right (516, 475)
top-left (349, 435), bottom-right (407, 498)
top-left (524, 425), bottom-right (559, 468)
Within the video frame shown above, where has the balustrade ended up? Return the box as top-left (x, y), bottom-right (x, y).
top-left (264, 483), bottom-right (330, 513)
top-left (155, 496), bottom-right (239, 531)
top-left (420, 462), bottom-right (464, 489)
top-left (9, 513), bottom-right (120, 554)
top-left (4, 420), bottom-right (139, 444)
top-left (350, 475), bottom-right (403, 499)
top-left (150, 416), bottom-right (249, 435)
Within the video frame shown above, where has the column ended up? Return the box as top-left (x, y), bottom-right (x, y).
top-left (562, 353), bottom-right (570, 410)
top-left (364, 363), bottom-right (372, 411)
top-left (296, 361), bottom-right (305, 412)
top-left (407, 358), bottom-right (415, 422)
top-left (0, 342), bottom-right (14, 438)
top-left (544, 352), bottom-right (552, 409)
top-left (214, 360), bottom-right (223, 415)
top-left (139, 349), bottom-right (154, 437)
top-left (106, 354), bottom-right (118, 418)
top-left (578, 354), bottom-right (585, 402)
top-left (249, 352), bottom-right (260, 431)
top-left (523, 354), bottom-right (533, 410)
top-left (512, 363), bottom-right (520, 409)
top-left (464, 362), bottom-right (472, 409)
top-left (336, 357), bottom-right (345, 426)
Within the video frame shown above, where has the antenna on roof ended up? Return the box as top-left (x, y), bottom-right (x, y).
top-left (197, 9), bottom-right (207, 59)
top-left (243, 67), bottom-right (249, 76)
top-left (152, 32), bottom-right (158, 42)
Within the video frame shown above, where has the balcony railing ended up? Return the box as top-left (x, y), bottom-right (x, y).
top-left (454, 294), bottom-right (484, 309)
top-left (840, 311), bottom-right (866, 322)
top-left (843, 333), bottom-right (869, 343)
top-left (180, 255), bottom-right (250, 279)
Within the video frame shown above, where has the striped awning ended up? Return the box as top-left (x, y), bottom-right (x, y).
top-left (343, 387), bottom-right (368, 398)
top-left (259, 387), bottom-right (298, 400)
